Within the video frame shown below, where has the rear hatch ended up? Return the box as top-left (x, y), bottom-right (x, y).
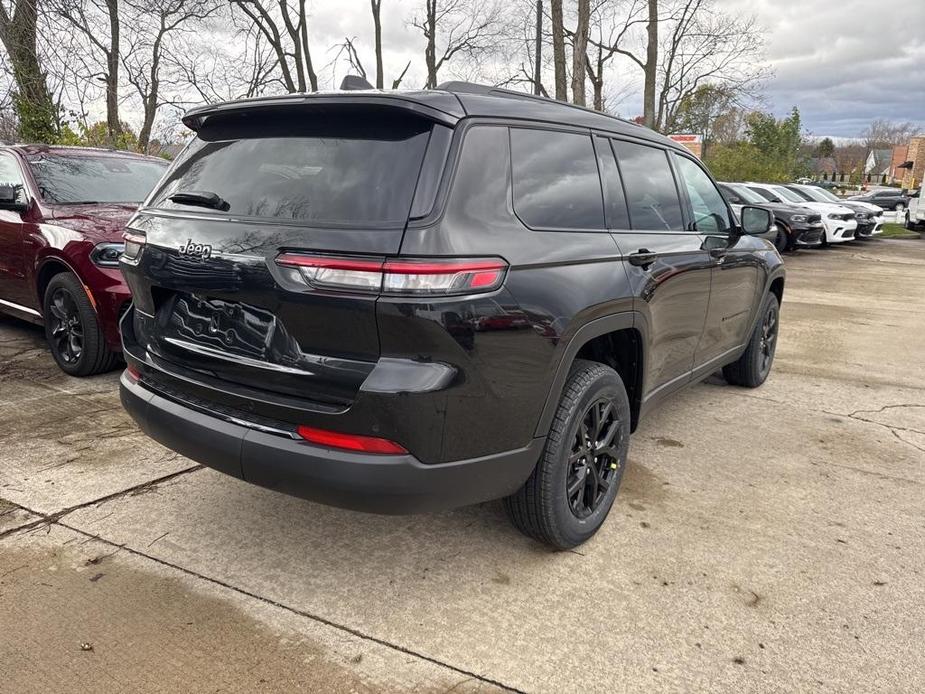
top-left (121, 105), bottom-right (447, 408)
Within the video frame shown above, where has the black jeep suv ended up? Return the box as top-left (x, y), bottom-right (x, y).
top-left (119, 83), bottom-right (784, 548)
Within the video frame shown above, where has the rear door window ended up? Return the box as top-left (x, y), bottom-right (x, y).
top-left (149, 113), bottom-right (432, 227)
top-left (510, 128), bottom-right (604, 230)
top-left (612, 141), bottom-right (685, 231)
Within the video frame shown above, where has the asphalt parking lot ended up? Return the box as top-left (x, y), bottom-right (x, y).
top-left (2, 238), bottom-right (924, 693)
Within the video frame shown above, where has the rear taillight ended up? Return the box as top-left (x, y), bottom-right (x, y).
top-left (296, 426), bottom-right (408, 455)
top-left (276, 254), bottom-right (507, 296)
top-left (125, 364), bottom-right (141, 381)
top-left (122, 230), bottom-right (146, 261)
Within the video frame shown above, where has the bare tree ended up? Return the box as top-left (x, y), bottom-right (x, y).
top-left (171, 17), bottom-right (281, 103)
top-left (412, 0), bottom-right (504, 89)
top-left (0, 0), bottom-right (58, 140)
top-left (121, 0), bottom-right (217, 151)
top-left (861, 119), bottom-right (921, 149)
top-left (330, 35), bottom-right (410, 89)
top-left (51, 0), bottom-right (123, 142)
top-left (655, 0), bottom-right (767, 133)
top-left (230, 0), bottom-right (319, 93)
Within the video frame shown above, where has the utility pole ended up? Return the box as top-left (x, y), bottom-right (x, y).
top-left (533, 0), bottom-right (542, 95)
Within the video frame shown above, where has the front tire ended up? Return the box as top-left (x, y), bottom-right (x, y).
top-left (894, 203), bottom-right (905, 213)
top-left (504, 360), bottom-right (630, 549)
top-left (723, 293), bottom-right (780, 388)
top-left (43, 273), bottom-right (120, 377)
top-left (773, 222), bottom-right (790, 253)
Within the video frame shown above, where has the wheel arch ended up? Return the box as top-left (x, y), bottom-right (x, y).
top-left (35, 255), bottom-right (88, 312)
top-left (768, 275), bottom-right (785, 305)
top-left (534, 313), bottom-right (645, 437)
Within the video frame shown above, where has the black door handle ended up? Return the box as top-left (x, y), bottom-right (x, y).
top-left (628, 249), bottom-right (657, 267)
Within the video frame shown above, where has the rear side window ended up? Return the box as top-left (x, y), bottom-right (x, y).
top-left (612, 141), bottom-right (684, 231)
top-left (593, 136), bottom-right (630, 229)
top-left (510, 128), bottom-right (604, 230)
top-left (149, 113), bottom-right (432, 226)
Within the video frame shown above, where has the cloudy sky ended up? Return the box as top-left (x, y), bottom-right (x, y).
top-left (723, 0), bottom-right (925, 137)
top-left (306, 0), bottom-right (924, 139)
top-left (55, 0), bottom-right (924, 140)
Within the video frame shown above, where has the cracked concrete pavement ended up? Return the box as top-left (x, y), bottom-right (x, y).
top-left (1, 238), bottom-right (924, 692)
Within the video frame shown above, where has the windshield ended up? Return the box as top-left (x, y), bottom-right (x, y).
top-left (27, 153), bottom-right (168, 204)
top-left (748, 186), bottom-right (777, 202)
top-left (149, 113), bottom-right (432, 226)
top-left (800, 186), bottom-right (838, 203)
top-left (772, 186), bottom-right (805, 204)
top-left (728, 184), bottom-right (766, 204)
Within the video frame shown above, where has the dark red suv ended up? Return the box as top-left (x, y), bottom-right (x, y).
top-left (0, 145), bottom-right (168, 375)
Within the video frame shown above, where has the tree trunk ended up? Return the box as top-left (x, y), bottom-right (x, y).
top-left (533, 0), bottom-right (542, 95)
top-left (371, 0), bottom-right (383, 88)
top-left (571, 0), bottom-right (589, 106)
top-left (643, 0), bottom-right (657, 129)
top-left (590, 47), bottom-right (603, 111)
top-left (550, 0), bottom-right (566, 101)
top-left (137, 30), bottom-right (162, 154)
top-left (424, 0), bottom-right (437, 88)
top-left (0, 1), bottom-right (57, 142)
top-left (105, 0), bottom-right (121, 144)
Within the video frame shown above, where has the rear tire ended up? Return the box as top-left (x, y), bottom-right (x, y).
top-left (504, 360), bottom-right (630, 550)
top-left (723, 293), bottom-right (779, 388)
top-left (43, 273), bottom-right (120, 377)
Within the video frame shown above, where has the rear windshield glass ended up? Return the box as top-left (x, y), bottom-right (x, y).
top-left (26, 153), bottom-right (168, 204)
top-left (149, 114), bottom-right (432, 226)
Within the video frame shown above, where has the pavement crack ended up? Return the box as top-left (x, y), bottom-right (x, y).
top-left (0, 465), bottom-right (203, 542)
top-left (53, 521), bottom-right (527, 694)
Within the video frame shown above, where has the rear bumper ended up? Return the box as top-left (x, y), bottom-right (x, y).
top-left (120, 371), bottom-right (542, 514)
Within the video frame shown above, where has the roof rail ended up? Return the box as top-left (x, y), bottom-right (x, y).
top-left (436, 80), bottom-right (548, 104)
top-left (434, 80), bottom-right (643, 128)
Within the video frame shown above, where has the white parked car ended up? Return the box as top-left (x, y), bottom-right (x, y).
top-left (745, 182), bottom-right (858, 244)
top-left (784, 183), bottom-right (884, 237)
top-left (906, 189), bottom-right (923, 231)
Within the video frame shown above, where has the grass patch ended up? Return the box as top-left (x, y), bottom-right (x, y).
top-left (879, 222), bottom-right (920, 239)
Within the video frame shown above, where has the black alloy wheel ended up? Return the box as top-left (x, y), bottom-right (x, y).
top-left (757, 300), bottom-right (778, 380)
top-left (48, 287), bottom-right (84, 365)
top-left (504, 360), bottom-right (631, 549)
top-left (567, 398), bottom-right (623, 520)
top-left (723, 292), bottom-right (780, 388)
top-left (43, 272), bottom-right (121, 376)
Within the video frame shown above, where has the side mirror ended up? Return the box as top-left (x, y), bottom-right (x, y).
top-left (740, 206), bottom-right (773, 235)
top-left (0, 184), bottom-right (28, 213)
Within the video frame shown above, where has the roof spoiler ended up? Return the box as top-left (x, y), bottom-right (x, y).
top-left (181, 93), bottom-right (464, 131)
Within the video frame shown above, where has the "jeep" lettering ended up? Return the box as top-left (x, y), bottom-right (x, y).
top-left (178, 239), bottom-right (212, 259)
